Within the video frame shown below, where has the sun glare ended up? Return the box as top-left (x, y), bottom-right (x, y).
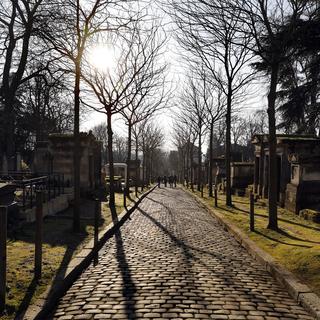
top-left (88, 45), bottom-right (118, 72)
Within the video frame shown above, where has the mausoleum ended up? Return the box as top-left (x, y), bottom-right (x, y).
top-left (33, 132), bottom-right (102, 193)
top-left (252, 134), bottom-right (320, 213)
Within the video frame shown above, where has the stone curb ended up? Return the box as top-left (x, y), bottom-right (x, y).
top-left (185, 189), bottom-right (320, 320)
top-left (20, 185), bottom-right (157, 320)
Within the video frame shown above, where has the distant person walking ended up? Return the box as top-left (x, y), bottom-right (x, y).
top-left (174, 175), bottom-right (177, 187)
top-left (169, 176), bottom-right (173, 188)
top-left (164, 176), bottom-right (167, 187)
top-left (157, 176), bottom-right (161, 188)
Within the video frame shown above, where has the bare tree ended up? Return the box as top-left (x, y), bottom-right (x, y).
top-left (231, 115), bottom-right (247, 146)
top-left (173, 102), bottom-right (199, 192)
top-left (234, 110), bottom-right (268, 146)
top-left (0, 0), bottom-right (50, 170)
top-left (119, 24), bottom-right (169, 194)
top-left (17, 66), bottom-right (73, 136)
top-left (233, 0), bottom-right (311, 229)
top-left (171, 120), bottom-right (192, 184)
top-left (113, 132), bottom-right (127, 163)
top-left (152, 148), bottom-right (169, 178)
top-left (199, 68), bottom-right (225, 197)
top-left (180, 76), bottom-right (208, 191)
top-left (41, 0), bottom-right (134, 229)
top-left (168, 0), bottom-right (254, 206)
top-left (82, 23), bottom-right (166, 207)
top-left (133, 119), bottom-right (146, 188)
top-left (139, 120), bottom-right (164, 185)
top-left (91, 122), bottom-right (108, 164)
top-left (91, 124), bottom-right (129, 164)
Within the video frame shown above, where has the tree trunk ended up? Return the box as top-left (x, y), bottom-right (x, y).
top-left (3, 101), bottom-right (15, 171)
top-left (1, 9), bottom-right (33, 171)
top-left (145, 151), bottom-right (150, 185)
top-left (186, 142), bottom-right (190, 187)
top-left (309, 59), bottom-right (319, 134)
top-left (142, 143), bottom-right (146, 190)
top-left (135, 139), bottom-right (139, 196)
top-left (225, 85), bottom-right (232, 206)
top-left (183, 141), bottom-right (189, 188)
top-left (125, 123), bottom-right (132, 195)
top-left (1, 86), bottom-right (15, 173)
top-left (182, 150), bottom-right (185, 186)
top-left (197, 129), bottom-right (202, 191)
top-left (73, 61), bottom-right (81, 232)
top-left (190, 143), bottom-right (194, 191)
top-left (267, 63), bottom-right (279, 230)
top-left (149, 151), bottom-right (153, 184)
top-left (142, 154), bottom-right (145, 190)
top-left (107, 111), bottom-right (115, 207)
top-left (208, 122), bottom-right (214, 197)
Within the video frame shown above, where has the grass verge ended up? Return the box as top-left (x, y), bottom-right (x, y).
top-left (2, 187), bottom-right (146, 320)
top-left (184, 186), bottom-right (320, 297)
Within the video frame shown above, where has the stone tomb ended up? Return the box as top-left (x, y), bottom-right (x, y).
top-left (33, 132), bottom-right (102, 193)
top-left (285, 139), bottom-right (320, 213)
top-left (252, 134), bottom-right (320, 213)
top-left (127, 159), bottom-right (143, 186)
top-left (211, 153), bottom-right (248, 192)
top-left (231, 162), bottom-right (254, 193)
top-left (212, 157), bottom-right (225, 186)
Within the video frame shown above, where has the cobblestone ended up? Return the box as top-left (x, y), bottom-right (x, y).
top-left (49, 188), bottom-right (314, 319)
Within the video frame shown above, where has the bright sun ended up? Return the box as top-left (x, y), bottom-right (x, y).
top-left (88, 45), bottom-right (117, 72)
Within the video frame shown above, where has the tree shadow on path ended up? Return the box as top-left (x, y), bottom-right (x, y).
top-left (110, 205), bottom-right (137, 320)
top-left (13, 200), bottom-right (97, 320)
top-left (142, 193), bottom-right (297, 312)
top-left (136, 204), bottom-right (275, 311)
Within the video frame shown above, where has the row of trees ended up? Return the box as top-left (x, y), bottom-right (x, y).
top-left (172, 78), bottom-right (267, 196)
top-left (1, 0), bottom-right (319, 232)
top-left (80, 21), bottom-right (169, 207)
top-left (168, 0), bottom-right (320, 230)
top-left (91, 118), bottom-right (165, 189)
top-left (0, 0), bottom-right (75, 166)
top-left (0, 0), bottom-right (169, 231)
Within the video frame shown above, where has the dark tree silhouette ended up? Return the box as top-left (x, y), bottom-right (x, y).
top-left (40, 0), bottom-right (133, 230)
top-left (0, 0), bottom-right (50, 170)
top-left (234, 0), bottom-right (312, 230)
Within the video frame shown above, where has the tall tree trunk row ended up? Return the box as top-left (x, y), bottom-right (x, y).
top-left (197, 129), bottom-right (202, 191)
top-left (267, 62), bottom-right (279, 230)
top-left (208, 122), bottom-right (214, 197)
top-left (107, 110), bottom-right (115, 207)
top-left (73, 61), bottom-right (81, 232)
top-left (126, 123), bottom-right (132, 195)
top-left (225, 84), bottom-right (232, 207)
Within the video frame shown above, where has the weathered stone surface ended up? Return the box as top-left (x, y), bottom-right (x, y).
top-left (48, 188), bottom-right (314, 319)
top-left (299, 293), bottom-right (320, 318)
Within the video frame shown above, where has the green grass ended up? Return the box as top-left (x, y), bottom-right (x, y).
top-left (1, 187), bottom-right (145, 320)
top-left (185, 186), bottom-right (320, 296)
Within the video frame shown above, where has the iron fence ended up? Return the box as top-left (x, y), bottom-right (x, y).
top-left (0, 172), bottom-right (64, 210)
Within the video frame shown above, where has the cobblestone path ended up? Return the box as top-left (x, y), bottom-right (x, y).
top-left (50, 188), bottom-right (313, 320)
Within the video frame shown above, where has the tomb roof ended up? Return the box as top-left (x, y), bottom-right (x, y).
top-left (252, 134), bottom-right (320, 144)
top-left (231, 162), bottom-right (254, 166)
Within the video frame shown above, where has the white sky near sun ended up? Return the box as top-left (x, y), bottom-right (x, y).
top-left (81, 4), bottom-right (183, 150)
top-left (80, 1), bottom-right (268, 151)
